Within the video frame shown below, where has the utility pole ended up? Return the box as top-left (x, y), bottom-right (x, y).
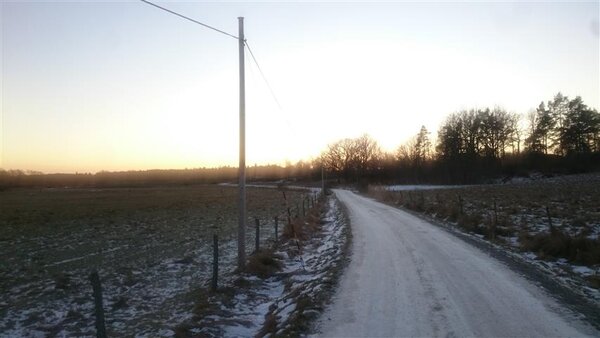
top-left (237, 17), bottom-right (246, 270)
top-left (139, 1), bottom-right (248, 270)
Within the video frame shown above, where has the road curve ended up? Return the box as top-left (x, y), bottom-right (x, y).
top-left (317, 190), bottom-right (597, 337)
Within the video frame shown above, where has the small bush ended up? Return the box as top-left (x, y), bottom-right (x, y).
top-left (173, 323), bottom-right (194, 338)
top-left (457, 213), bottom-right (483, 234)
top-left (247, 250), bottom-right (283, 278)
top-left (111, 296), bottom-right (128, 310)
top-left (191, 289), bottom-right (212, 318)
top-left (519, 230), bottom-right (600, 265)
top-left (258, 313), bottom-right (278, 336)
top-left (283, 219), bottom-right (307, 240)
top-left (282, 202), bottom-right (323, 240)
top-left (445, 204), bottom-right (460, 222)
top-left (587, 275), bottom-right (600, 289)
top-left (53, 272), bottom-right (71, 290)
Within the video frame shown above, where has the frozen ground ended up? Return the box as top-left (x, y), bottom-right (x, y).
top-left (316, 190), bottom-right (598, 337)
top-left (375, 174), bottom-right (600, 303)
top-left (0, 185), bottom-right (308, 337)
top-left (178, 196), bottom-right (349, 336)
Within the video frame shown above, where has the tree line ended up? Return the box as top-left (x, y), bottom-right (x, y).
top-left (2, 92), bottom-right (598, 189)
top-left (320, 93), bottom-right (600, 184)
top-left (0, 165), bottom-right (320, 189)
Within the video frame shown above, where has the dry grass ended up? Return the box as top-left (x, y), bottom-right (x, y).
top-left (282, 199), bottom-right (326, 241)
top-left (519, 230), bottom-right (600, 265)
top-left (0, 184), bottom-right (308, 336)
top-left (0, 185), bottom-right (305, 277)
top-left (588, 275), bottom-right (600, 290)
top-left (257, 313), bottom-right (278, 337)
top-left (182, 193), bottom-right (334, 337)
top-left (368, 174), bottom-right (600, 267)
top-left (246, 250), bottom-right (283, 278)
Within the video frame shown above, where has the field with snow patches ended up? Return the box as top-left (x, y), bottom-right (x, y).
top-left (176, 196), bottom-right (350, 337)
top-left (0, 185), bottom-right (309, 336)
top-left (370, 173), bottom-right (600, 303)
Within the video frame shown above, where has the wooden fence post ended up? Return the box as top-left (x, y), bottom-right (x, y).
top-left (89, 271), bottom-right (106, 338)
top-left (255, 218), bottom-right (260, 252)
top-left (212, 234), bottom-right (218, 291)
top-left (302, 198), bottom-right (306, 217)
top-left (491, 200), bottom-right (497, 241)
top-left (274, 216), bottom-right (279, 243)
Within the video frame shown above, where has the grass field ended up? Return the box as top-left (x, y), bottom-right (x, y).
top-left (369, 173), bottom-right (600, 292)
top-left (0, 184), bottom-right (310, 336)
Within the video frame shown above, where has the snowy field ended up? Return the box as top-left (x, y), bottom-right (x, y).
top-left (371, 173), bottom-right (600, 304)
top-left (0, 185), bottom-right (310, 336)
top-left (175, 196), bottom-right (349, 336)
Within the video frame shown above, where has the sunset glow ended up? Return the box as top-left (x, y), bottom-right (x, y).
top-left (2, 1), bottom-right (598, 173)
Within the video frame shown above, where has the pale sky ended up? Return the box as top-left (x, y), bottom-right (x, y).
top-left (1, 1), bottom-right (599, 173)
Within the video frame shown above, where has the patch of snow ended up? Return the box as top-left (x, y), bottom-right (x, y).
top-left (572, 266), bottom-right (595, 276)
top-left (182, 195), bottom-right (348, 336)
top-left (523, 252), bottom-right (538, 260)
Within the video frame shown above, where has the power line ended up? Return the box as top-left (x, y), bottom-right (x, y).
top-left (139, 0), bottom-right (238, 40)
top-left (245, 41), bottom-right (283, 110)
top-left (139, 1), bottom-right (302, 160)
top-left (245, 41), bottom-right (304, 157)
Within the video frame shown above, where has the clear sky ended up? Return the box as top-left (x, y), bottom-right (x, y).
top-left (1, 0), bottom-right (598, 173)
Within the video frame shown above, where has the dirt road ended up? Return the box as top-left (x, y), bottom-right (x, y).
top-left (317, 190), bottom-right (597, 337)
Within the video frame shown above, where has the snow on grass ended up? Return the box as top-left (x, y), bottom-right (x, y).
top-left (177, 195), bottom-right (349, 337)
top-left (0, 185), bottom-right (309, 337)
top-left (370, 173), bottom-right (600, 305)
top-left (573, 266), bottom-right (596, 276)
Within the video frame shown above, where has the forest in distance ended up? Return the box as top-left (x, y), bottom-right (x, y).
top-left (2, 92), bottom-right (599, 189)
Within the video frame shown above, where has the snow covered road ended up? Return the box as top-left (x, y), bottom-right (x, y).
top-left (317, 190), bottom-right (597, 337)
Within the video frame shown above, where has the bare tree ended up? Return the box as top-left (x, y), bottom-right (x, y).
top-left (322, 134), bottom-right (381, 182)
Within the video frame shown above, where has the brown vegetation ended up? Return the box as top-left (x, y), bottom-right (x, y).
top-left (1, 184), bottom-right (307, 336)
top-left (369, 174), bottom-right (600, 268)
top-left (519, 230), bottom-right (600, 265)
top-left (282, 197), bottom-right (326, 241)
top-left (246, 250), bottom-right (283, 278)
